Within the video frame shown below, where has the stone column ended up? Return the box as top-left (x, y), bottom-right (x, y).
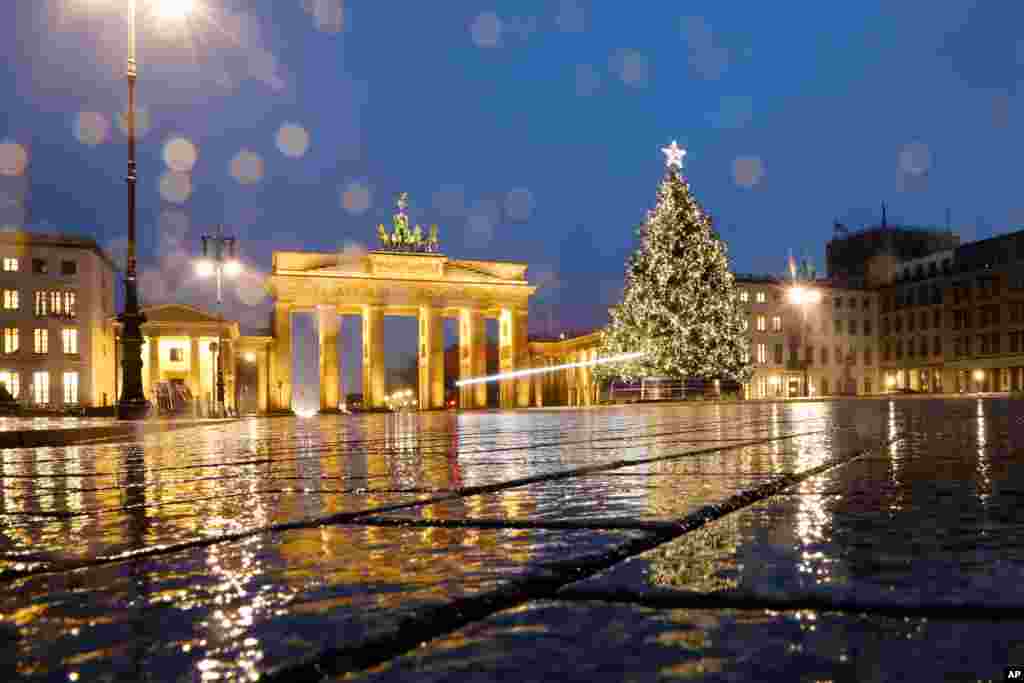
top-left (514, 311), bottom-right (530, 408)
top-left (257, 347), bottom-right (269, 414)
top-left (318, 306), bottom-right (340, 412)
top-left (418, 306), bottom-right (444, 409)
top-left (222, 338), bottom-right (235, 413)
top-left (532, 357), bottom-right (543, 407)
top-left (459, 309), bottom-right (487, 409)
top-left (498, 309), bottom-right (514, 408)
top-left (189, 336), bottom-right (201, 405)
top-left (272, 302), bottom-right (293, 411)
top-left (362, 305), bottom-right (385, 408)
top-left (148, 334), bottom-right (160, 398)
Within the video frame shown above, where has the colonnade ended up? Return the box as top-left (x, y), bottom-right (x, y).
top-left (529, 347), bottom-right (600, 407)
top-left (269, 303), bottom-right (532, 411)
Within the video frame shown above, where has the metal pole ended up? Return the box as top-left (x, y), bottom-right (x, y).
top-left (117, 0), bottom-right (148, 419)
top-left (216, 263), bottom-right (225, 417)
top-left (803, 306), bottom-right (809, 397)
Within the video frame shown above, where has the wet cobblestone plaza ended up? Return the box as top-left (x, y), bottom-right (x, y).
top-left (1, 398), bottom-right (1022, 681)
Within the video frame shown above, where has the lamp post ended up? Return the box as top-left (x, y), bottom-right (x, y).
top-left (116, 0), bottom-right (195, 420)
top-left (788, 286), bottom-right (821, 398)
top-left (195, 225), bottom-right (240, 417)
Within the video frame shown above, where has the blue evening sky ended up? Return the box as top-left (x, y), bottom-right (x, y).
top-left (2, 1), bottom-right (1023, 395)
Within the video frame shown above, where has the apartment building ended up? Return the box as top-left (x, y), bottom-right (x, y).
top-left (880, 229), bottom-right (1024, 393)
top-left (0, 231), bottom-right (117, 408)
top-left (736, 276), bottom-right (880, 399)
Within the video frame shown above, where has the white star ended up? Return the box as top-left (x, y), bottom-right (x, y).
top-left (661, 140), bottom-right (686, 169)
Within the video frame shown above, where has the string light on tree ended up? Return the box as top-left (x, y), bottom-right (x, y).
top-left (595, 139), bottom-right (752, 386)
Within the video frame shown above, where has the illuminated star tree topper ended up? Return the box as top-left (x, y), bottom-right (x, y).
top-left (661, 140), bottom-right (686, 170)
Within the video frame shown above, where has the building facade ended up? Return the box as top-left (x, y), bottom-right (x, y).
top-left (0, 231), bottom-right (117, 408)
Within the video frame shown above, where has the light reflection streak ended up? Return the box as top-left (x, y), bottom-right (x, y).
top-left (976, 399), bottom-right (990, 506)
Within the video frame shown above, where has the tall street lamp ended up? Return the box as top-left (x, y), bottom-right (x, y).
top-left (788, 286), bottom-right (821, 398)
top-left (195, 225), bottom-right (240, 417)
top-left (116, 0), bottom-right (196, 420)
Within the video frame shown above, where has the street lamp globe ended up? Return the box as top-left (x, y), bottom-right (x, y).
top-left (223, 259), bottom-right (242, 277)
top-left (156, 0), bottom-right (195, 20)
top-left (195, 259), bottom-right (214, 278)
top-left (788, 286), bottom-right (805, 305)
top-left (973, 370), bottom-right (985, 382)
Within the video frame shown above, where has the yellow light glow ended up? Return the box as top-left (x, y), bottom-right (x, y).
top-left (789, 286), bottom-right (805, 304)
top-left (973, 370), bottom-right (985, 382)
top-left (195, 259), bottom-right (214, 277)
top-left (156, 0), bottom-right (195, 20)
top-left (223, 259), bottom-right (242, 277)
top-left (244, 352), bottom-right (256, 363)
top-left (886, 376), bottom-right (896, 387)
top-left (455, 351), bottom-right (646, 387)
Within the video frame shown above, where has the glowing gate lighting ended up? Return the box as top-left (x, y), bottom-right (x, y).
top-left (454, 351), bottom-right (647, 387)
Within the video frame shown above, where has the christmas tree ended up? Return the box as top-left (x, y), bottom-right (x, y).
top-left (595, 141), bottom-right (752, 385)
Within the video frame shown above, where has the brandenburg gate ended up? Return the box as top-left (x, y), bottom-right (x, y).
top-left (266, 248), bottom-right (536, 411)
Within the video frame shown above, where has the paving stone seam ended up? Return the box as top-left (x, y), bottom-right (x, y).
top-left (258, 445), bottom-right (867, 682)
top-left (552, 586), bottom-right (1024, 620)
top-left (0, 430), bottom-right (823, 580)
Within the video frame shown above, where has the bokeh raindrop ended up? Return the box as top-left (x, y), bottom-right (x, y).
top-left (341, 181), bottom-right (371, 214)
top-left (732, 156), bottom-right (764, 189)
top-left (230, 150), bottom-right (265, 185)
top-left (163, 137), bottom-right (198, 173)
top-left (0, 143), bottom-right (28, 177)
top-left (159, 171), bottom-right (192, 203)
top-left (276, 123), bottom-right (310, 158)
top-left (75, 112), bottom-right (110, 146)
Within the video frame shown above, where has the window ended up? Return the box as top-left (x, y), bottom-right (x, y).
top-left (3, 328), bottom-right (17, 354)
top-left (61, 328), bottom-right (77, 355)
top-left (933, 309), bottom-right (942, 328)
top-left (919, 311), bottom-right (927, 330)
top-left (50, 291), bottom-right (62, 315)
top-left (894, 316), bottom-right (902, 333)
top-left (907, 314), bottom-right (915, 332)
top-left (34, 291), bottom-right (48, 317)
top-left (1011, 332), bottom-right (1021, 354)
top-left (804, 345), bottom-right (813, 363)
top-left (835, 345), bottom-right (843, 364)
top-left (834, 319), bottom-right (843, 334)
top-left (755, 291), bottom-right (766, 303)
top-left (62, 372), bottom-right (79, 404)
top-left (849, 346), bottom-right (857, 365)
top-left (773, 343), bottom-right (783, 364)
top-left (756, 343), bottom-right (767, 364)
top-left (756, 315), bottom-right (766, 332)
top-left (31, 371), bottom-right (49, 405)
top-left (864, 319), bottom-right (872, 336)
top-left (169, 348), bottom-right (184, 362)
top-left (63, 291), bottom-right (76, 318)
top-left (862, 298), bottom-right (870, 310)
top-left (740, 319), bottom-right (748, 332)
top-left (992, 332), bottom-right (1001, 354)
top-left (771, 315), bottom-right (782, 332)
top-left (864, 348), bottom-right (873, 365)
top-left (32, 259), bottom-right (47, 274)
top-left (2, 258), bottom-right (17, 272)
top-left (821, 347), bottom-right (829, 364)
top-left (849, 319), bottom-right (858, 335)
top-left (61, 260), bottom-right (77, 276)
top-left (834, 297), bottom-right (842, 309)
top-left (933, 336), bottom-right (941, 356)
top-left (739, 291), bottom-right (749, 303)
top-left (2, 290), bottom-right (17, 310)
top-left (34, 329), bottom-right (48, 354)
top-left (895, 340), bottom-right (903, 359)
top-left (0, 370), bottom-right (18, 398)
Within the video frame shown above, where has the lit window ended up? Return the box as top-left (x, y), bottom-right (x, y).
top-left (34, 291), bottom-right (48, 317)
top-left (62, 372), bottom-right (79, 404)
top-left (63, 291), bottom-right (76, 318)
top-left (34, 329), bottom-right (47, 354)
top-left (31, 371), bottom-right (49, 405)
top-left (2, 290), bottom-right (17, 310)
top-left (755, 291), bottom-right (766, 303)
top-left (0, 370), bottom-right (19, 398)
top-left (3, 328), bottom-right (18, 354)
top-left (2, 257), bottom-right (17, 272)
top-left (739, 291), bottom-right (749, 303)
top-left (169, 348), bottom-right (184, 362)
top-left (49, 291), bottom-right (62, 316)
top-left (771, 315), bottom-right (782, 332)
top-left (756, 315), bottom-right (767, 332)
top-left (61, 260), bottom-right (77, 276)
top-left (62, 328), bottom-right (78, 354)
top-left (756, 342), bottom-right (767, 364)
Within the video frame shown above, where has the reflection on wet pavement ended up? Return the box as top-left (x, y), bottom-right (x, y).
top-left (0, 398), bottom-right (1021, 680)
